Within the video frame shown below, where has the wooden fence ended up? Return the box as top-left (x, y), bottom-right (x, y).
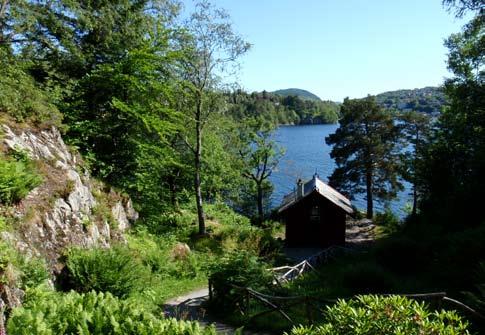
top-left (209, 284), bottom-right (485, 326)
top-left (208, 244), bottom-right (484, 326)
top-left (271, 245), bottom-right (354, 284)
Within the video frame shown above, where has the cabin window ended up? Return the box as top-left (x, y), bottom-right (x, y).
top-left (310, 205), bottom-right (320, 223)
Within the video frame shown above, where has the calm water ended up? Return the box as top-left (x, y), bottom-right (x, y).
top-left (269, 124), bottom-right (411, 216)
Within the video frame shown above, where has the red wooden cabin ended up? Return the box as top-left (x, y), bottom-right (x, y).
top-left (278, 174), bottom-right (354, 247)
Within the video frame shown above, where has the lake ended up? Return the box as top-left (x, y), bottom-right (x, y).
top-left (269, 124), bottom-right (411, 217)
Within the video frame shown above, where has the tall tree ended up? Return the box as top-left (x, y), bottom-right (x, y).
top-left (326, 96), bottom-right (401, 219)
top-left (178, 0), bottom-right (250, 235)
top-left (398, 111), bottom-right (432, 216)
top-left (419, 2), bottom-right (484, 226)
top-left (2, 0), bottom-right (180, 79)
top-left (238, 119), bottom-right (284, 224)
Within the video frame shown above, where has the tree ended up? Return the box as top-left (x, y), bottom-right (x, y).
top-left (65, 42), bottom-right (183, 221)
top-left (238, 119), bottom-right (284, 224)
top-left (326, 96), bottom-right (401, 219)
top-left (178, 0), bottom-right (250, 235)
top-left (398, 111), bottom-right (432, 216)
top-left (2, 0), bottom-right (180, 80)
top-left (418, 2), bottom-right (484, 226)
top-left (442, 0), bottom-right (484, 17)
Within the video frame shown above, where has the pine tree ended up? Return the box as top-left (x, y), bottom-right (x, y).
top-left (326, 96), bottom-right (401, 219)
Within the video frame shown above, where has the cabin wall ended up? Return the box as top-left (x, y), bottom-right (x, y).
top-left (283, 192), bottom-right (346, 247)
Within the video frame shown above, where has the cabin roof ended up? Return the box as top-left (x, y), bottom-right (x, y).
top-left (278, 175), bottom-right (354, 215)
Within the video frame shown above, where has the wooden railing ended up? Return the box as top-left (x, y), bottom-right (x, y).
top-left (209, 285), bottom-right (485, 326)
top-left (271, 245), bottom-right (355, 284)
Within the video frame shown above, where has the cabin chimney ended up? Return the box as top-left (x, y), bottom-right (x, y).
top-left (296, 179), bottom-right (304, 199)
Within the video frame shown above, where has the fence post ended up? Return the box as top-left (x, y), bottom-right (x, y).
top-left (305, 296), bottom-right (313, 324)
top-left (246, 290), bottom-right (251, 315)
top-left (208, 279), bottom-right (213, 301)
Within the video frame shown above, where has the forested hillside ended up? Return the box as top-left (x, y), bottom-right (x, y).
top-left (228, 90), bottom-right (340, 125)
top-left (375, 86), bottom-right (446, 114)
top-left (272, 88), bottom-right (322, 101)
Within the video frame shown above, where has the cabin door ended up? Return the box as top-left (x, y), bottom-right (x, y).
top-left (308, 204), bottom-right (321, 246)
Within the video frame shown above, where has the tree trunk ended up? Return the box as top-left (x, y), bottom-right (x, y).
top-left (168, 174), bottom-right (179, 211)
top-left (412, 184), bottom-right (417, 216)
top-left (366, 169), bottom-right (373, 219)
top-left (412, 129), bottom-right (419, 217)
top-left (195, 98), bottom-right (206, 235)
top-left (257, 182), bottom-right (264, 225)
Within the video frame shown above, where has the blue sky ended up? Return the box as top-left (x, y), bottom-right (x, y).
top-left (182, 1), bottom-right (469, 101)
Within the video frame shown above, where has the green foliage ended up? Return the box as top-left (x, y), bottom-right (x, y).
top-left (341, 263), bottom-right (395, 294)
top-left (417, 4), bottom-right (484, 227)
top-left (272, 88), bottom-right (322, 101)
top-left (0, 47), bottom-right (61, 126)
top-left (286, 295), bottom-right (471, 335)
top-left (0, 240), bottom-right (49, 289)
top-left (64, 246), bottom-right (147, 298)
top-left (238, 118), bottom-right (284, 223)
top-left (7, 290), bottom-right (217, 335)
top-left (374, 237), bottom-right (431, 275)
top-left (376, 87), bottom-right (446, 114)
top-left (0, 152), bottom-right (42, 204)
top-left (228, 90), bottom-right (340, 126)
top-left (208, 251), bottom-right (273, 312)
top-left (397, 111), bottom-right (433, 216)
top-left (374, 209), bottom-right (401, 234)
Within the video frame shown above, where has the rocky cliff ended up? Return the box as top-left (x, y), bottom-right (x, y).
top-left (0, 124), bottom-right (137, 273)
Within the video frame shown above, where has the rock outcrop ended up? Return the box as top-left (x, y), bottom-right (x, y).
top-left (1, 125), bottom-right (138, 270)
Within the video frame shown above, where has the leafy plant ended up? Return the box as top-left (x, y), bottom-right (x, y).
top-left (0, 47), bottom-right (62, 127)
top-left (7, 290), bottom-right (217, 335)
top-left (0, 240), bottom-right (49, 289)
top-left (341, 263), bottom-right (395, 294)
top-left (374, 237), bottom-right (431, 275)
top-left (0, 153), bottom-right (42, 204)
top-left (208, 250), bottom-right (273, 312)
top-left (374, 209), bottom-right (401, 234)
top-left (64, 246), bottom-right (147, 298)
top-left (285, 295), bottom-right (471, 335)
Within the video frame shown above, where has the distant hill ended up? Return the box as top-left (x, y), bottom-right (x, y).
top-left (374, 86), bottom-right (446, 114)
top-left (272, 88), bottom-right (322, 101)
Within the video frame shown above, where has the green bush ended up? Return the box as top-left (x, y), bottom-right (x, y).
top-left (0, 240), bottom-right (49, 289)
top-left (286, 295), bottom-right (471, 335)
top-left (208, 250), bottom-right (272, 312)
top-left (374, 209), bottom-right (401, 234)
top-left (0, 153), bottom-right (42, 204)
top-left (7, 290), bottom-right (217, 335)
top-left (341, 262), bottom-right (395, 294)
top-left (0, 47), bottom-right (62, 126)
top-left (65, 246), bottom-right (147, 298)
top-left (374, 237), bottom-right (431, 275)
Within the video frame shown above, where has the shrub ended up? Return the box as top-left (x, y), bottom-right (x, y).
top-left (374, 209), bottom-right (401, 234)
top-left (208, 250), bottom-right (273, 312)
top-left (64, 246), bottom-right (147, 298)
top-left (0, 240), bottom-right (49, 289)
top-left (374, 237), bottom-right (431, 275)
top-left (0, 153), bottom-right (42, 204)
top-left (0, 47), bottom-right (62, 127)
top-left (7, 290), bottom-right (217, 335)
top-left (285, 295), bottom-right (471, 335)
top-left (341, 262), bottom-right (395, 294)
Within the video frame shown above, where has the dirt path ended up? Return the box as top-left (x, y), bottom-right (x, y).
top-left (163, 288), bottom-right (268, 335)
top-left (164, 220), bottom-right (375, 334)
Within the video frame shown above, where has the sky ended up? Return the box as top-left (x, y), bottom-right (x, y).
top-left (181, 1), bottom-right (469, 102)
